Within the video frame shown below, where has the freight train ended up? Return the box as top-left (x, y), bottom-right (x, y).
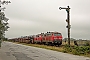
top-left (9, 31), bottom-right (63, 46)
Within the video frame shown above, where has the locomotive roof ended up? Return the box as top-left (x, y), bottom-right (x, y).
top-left (46, 32), bottom-right (61, 34)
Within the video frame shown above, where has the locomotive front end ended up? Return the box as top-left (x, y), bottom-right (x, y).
top-left (53, 32), bottom-right (62, 45)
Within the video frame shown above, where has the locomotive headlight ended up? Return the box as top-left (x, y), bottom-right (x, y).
top-left (59, 38), bottom-right (61, 39)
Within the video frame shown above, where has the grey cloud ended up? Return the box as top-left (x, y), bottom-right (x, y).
top-left (4, 0), bottom-right (90, 39)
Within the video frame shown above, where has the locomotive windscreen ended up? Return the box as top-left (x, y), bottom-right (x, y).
top-left (54, 33), bottom-right (61, 36)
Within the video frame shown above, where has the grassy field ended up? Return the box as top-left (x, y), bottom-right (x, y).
top-left (62, 40), bottom-right (90, 46)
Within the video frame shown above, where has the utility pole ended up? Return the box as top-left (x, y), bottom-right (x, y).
top-left (59, 6), bottom-right (71, 45)
top-left (0, 0), bottom-right (11, 48)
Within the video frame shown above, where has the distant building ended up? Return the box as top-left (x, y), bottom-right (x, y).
top-left (63, 38), bottom-right (76, 41)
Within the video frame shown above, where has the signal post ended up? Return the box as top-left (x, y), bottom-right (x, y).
top-left (59, 6), bottom-right (71, 45)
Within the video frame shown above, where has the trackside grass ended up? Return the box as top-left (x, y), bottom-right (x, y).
top-left (15, 42), bottom-right (64, 52)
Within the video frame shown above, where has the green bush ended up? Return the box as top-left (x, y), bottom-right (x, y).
top-left (85, 42), bottom-right (90, 46)
top-left (72, 49), bottom-right (80, 55)
top-left (73, 46), bottom-right (90, 55)
top-left (63, 44), bottom-right (72, 53)
top-left (63, 45), bottom-right (90, 55)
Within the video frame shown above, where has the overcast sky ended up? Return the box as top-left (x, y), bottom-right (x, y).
top-left (3, 0), bottom-right (90, 39)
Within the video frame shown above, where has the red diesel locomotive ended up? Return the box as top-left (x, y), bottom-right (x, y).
top-left (32, 32), bottom-right (63, 45)
top-left (9, 31), bottom-right (63, 46)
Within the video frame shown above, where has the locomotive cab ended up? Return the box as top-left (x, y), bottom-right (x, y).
top-left (53, 32), bottom-right (62, 45)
